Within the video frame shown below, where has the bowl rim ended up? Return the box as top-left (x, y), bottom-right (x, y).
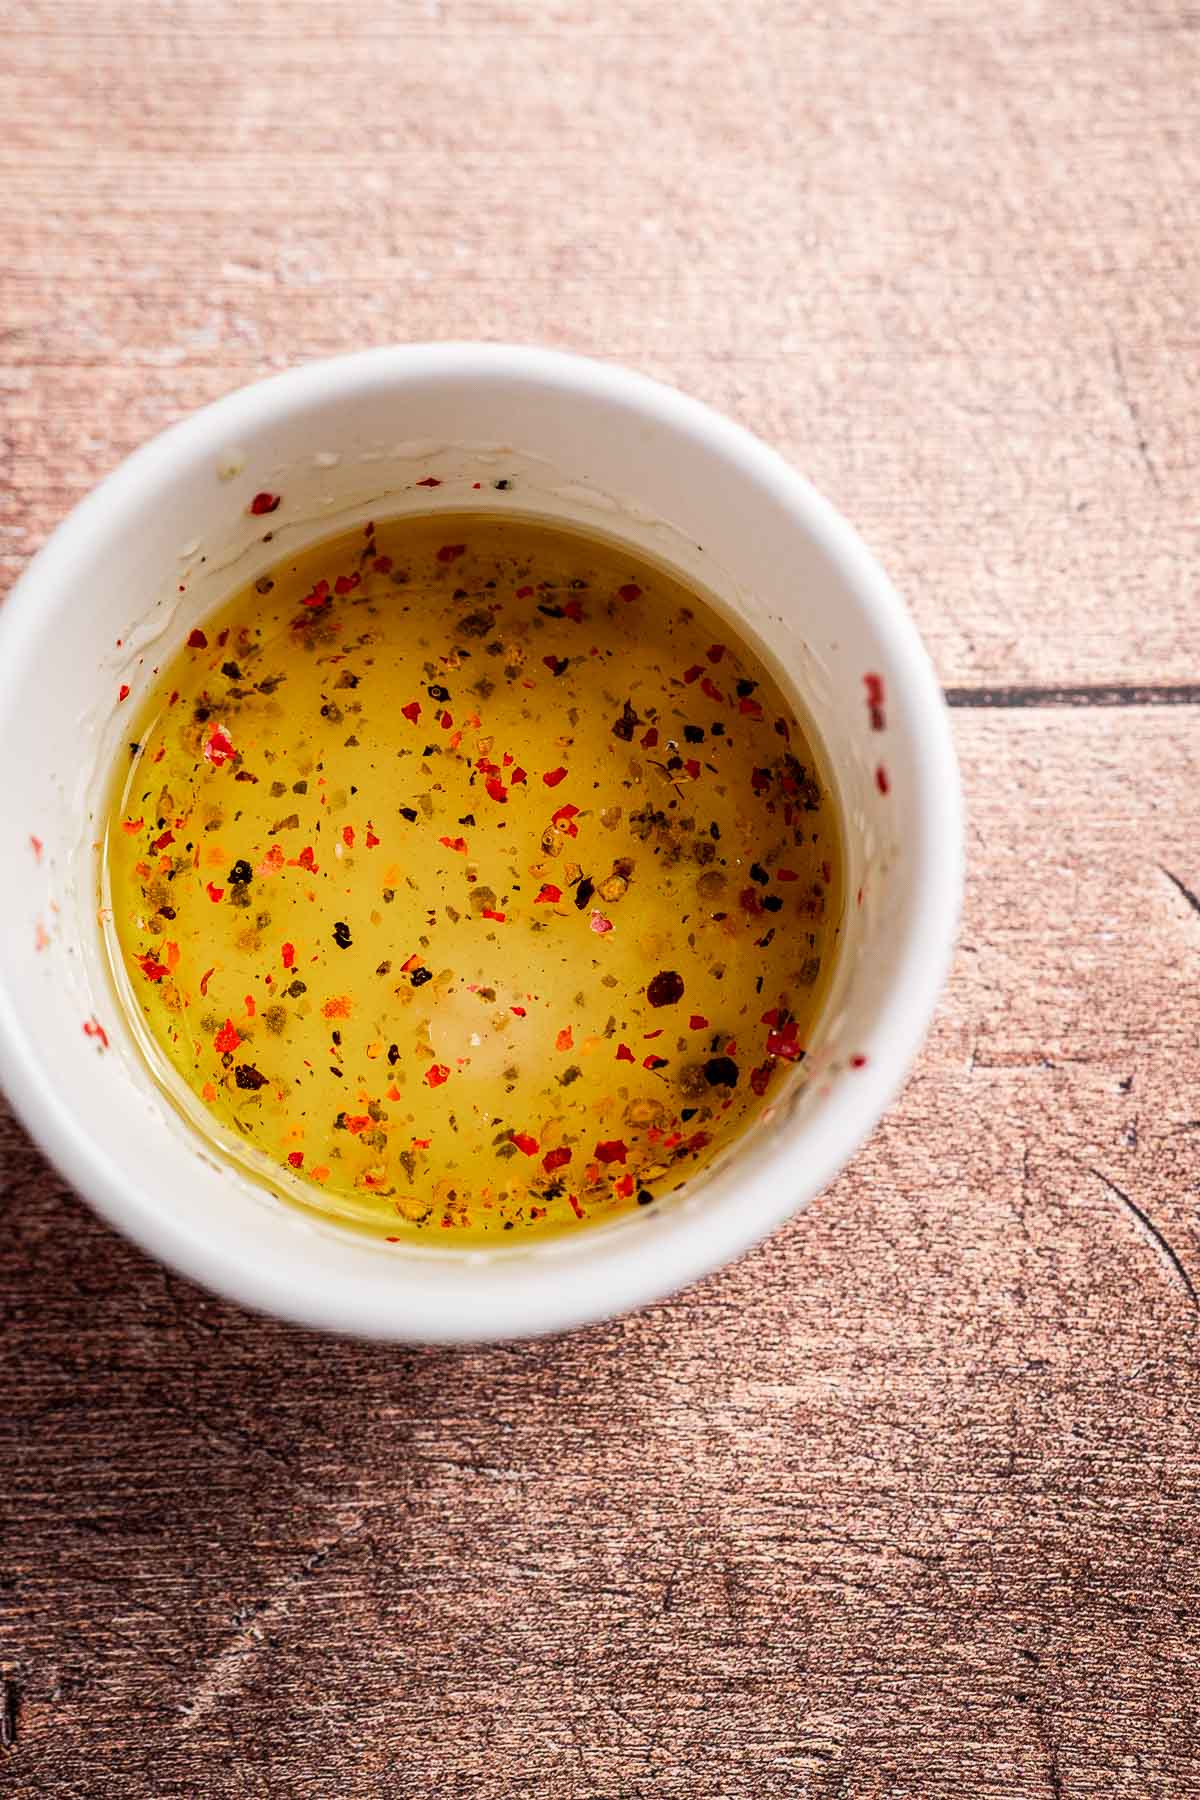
top-left (0, 343), bottom-right (963, 1340)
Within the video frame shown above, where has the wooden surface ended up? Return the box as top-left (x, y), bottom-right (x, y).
top-left (2, 3), bottom-right (1198, 1793)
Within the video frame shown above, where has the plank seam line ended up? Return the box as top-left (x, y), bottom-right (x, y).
top-left (944, 685), bottom-right (1200, 707)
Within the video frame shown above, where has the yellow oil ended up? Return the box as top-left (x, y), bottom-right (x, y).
top-left (102, 513), bottom-right (842, 1242)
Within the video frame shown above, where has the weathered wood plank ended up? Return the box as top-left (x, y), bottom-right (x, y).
top-left (2, 706), bottom-right (1198, 1796)
top-left (2, 0), bottom-right (1199, 1790)
top-left (1, 1), bottom-right (1198, 686)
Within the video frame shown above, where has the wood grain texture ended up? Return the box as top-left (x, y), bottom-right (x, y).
top-left (2, 2), bottom-right (1199, 1794)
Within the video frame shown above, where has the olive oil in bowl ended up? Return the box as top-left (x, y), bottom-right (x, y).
top-left (102, 513), bottom-right (842, 1243)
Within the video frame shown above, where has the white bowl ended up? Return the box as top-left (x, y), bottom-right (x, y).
top-left (0, 345), bottom-right (961, 1340)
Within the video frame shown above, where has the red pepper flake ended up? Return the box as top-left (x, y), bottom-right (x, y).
top-left (342, 825), bottom-right (355, 848)
top-left (641, 727), bottom-right (659, 749)
top-left (82, 1016), bottom-right (109, 1049)
top-left (186, 628), bottom-right (208, 649)
top-left (510, 1005), bottom-right (526, 1017)
top-left (439, 710), bottom-right (454, 730)
top-left (616, 1043), bottom-right (635, 1062)
top-left (876, 764), bottom-right (890, 795)
top-left (543, 1145), bottom-right (572, 1174)
top-left (249, 491), bottom-right (280, 515)
top-left (439, 835), bottom-right (468, 854)
top-left (294, 845), bottom-right (318, 872)
top-left (542, 766), bottom-right (567, 788)
top-left (612, 1173), bottom-right (633, 1199)
top-left (334, 572), bottom-right (361, 595)
top-left (555, 1025), bottom-right (574, 1052)
top-left (589, 911), bottom-right (613, 934)
top-left (401, 700), bottom-right (421, 724)
top-left (485, 776), bottom-right (507, 804)
top-left (751, 767), bottom-right (771, 794)
top-left (214, 1018), bottom-right (242, 1055)
top-left (684, 758), bottom-right (701, 780)
top-left (120, 817), bottom-right (144, 835)
top-left (366, 828), bottom-right (380, 847)
top-left (511, 1131), bottom-right (539, 1156)
top-left (206, 882), bottom-right (224, 903)
top-left (416, 475), bottom-right (441, 487)
top-left (851, 1053), bottom-right (868, 1069)
top-left (372, 555), bottom-right (393, 574)
top-left (301, 579), bottom-right (331, 610)
top-left (738, 696), bottom-right (763, 718)
top-left (595, 1139), bottom-right (628, 1165)
top-left (775, 868), bottom-right (798, 882)
top-left (257, 845), bottom-right (285, 875)
top-left (244, 993), bottom-right (256, 1018)
top-left (137, 953), bottom-right (170, 982)
top-left (287, 1151), bottom-right (304, 1169)
top-left (562, 597), bottom-right (585, 623)
top-left (706, 644), bottom-right (726, 663)
top-left (683, 664), bottom-right (703, 684)
top-left (821, 860), bottom-right (832, 885)
top-left (617, 583), bottom-right (642, 603)
top-left (686, 1131), bottom-right (712, 1153)
top-left (203, 725), bottom-right (236, 768)
top-left (515, 584), bottom-right (533, 599)
top-left (424, 1063), bottom-right (450, 1087)
top-left (509, 766), bottom-right (527, 786)
top-left (321, 995), bottom-right (352, 1020)
top-left (766, 1021), bottom-right (805, 1061)
top-left (344, 1115), bottom-right (371, 1135)
top-left (750, 1061), bottom-right (773, 1097)
top-left (567, 1194), bottom-right (584, 1219)
top-left (217, 629), bottom-right (229, 647)
top-left (701, 677), bottom-right (725, 704)
top-left (643, 1054), bottom-right (668, 1070)
top-left (151, 829), bottom-right (174, 852)
top-left (199, 967), bottom-right (215, 996)
top-left (118, 684), bottom-right (131, 703)
top-left (534, 883), bottom-right (562, 904)
top-left (436, 544), bottom-right (466, 563)
top-left (864, 671), bottom-right (887, 731)
top-left (688, 1014), bottom-right (709, 1030)
top-left (481, 908), bottom-right (506, 923)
